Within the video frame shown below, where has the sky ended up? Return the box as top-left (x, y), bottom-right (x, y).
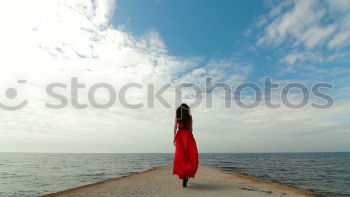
top-left (0, 0), bottom-right (349, 153)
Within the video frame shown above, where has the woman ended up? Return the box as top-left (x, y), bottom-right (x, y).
top-left (173, 103), bottom-right (199, 187)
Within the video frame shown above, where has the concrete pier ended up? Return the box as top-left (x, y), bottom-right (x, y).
top-left (42, 165), bottom-right (325, 197)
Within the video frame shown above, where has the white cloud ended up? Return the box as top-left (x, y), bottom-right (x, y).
top-left (256, 0), bottom-right (350, 77)
top-left (301, 25), bottom-right (336, 48)
top-left (328, 30), bottom-right (350, 49)
top-left (174, 58), bottom-right (252, 88)
top-left (0, 0), bottom-right (198, 153)
top-left (282, 52), bottom-right (305, 65)
top-left (257, 0), bottom-right (327, 48)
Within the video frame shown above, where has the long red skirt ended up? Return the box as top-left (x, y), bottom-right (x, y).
top-left (173, 130), bottom-right (199, 179)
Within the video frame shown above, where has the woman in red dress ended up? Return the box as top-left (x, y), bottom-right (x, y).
top-left (173, 103), bottom-right (199, 187)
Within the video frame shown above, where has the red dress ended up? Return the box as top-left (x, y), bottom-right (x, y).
top-left (173, 120), bottom-right (199, 179)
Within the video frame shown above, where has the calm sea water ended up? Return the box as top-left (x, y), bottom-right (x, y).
top-left (0, 152), bottom-right (349, 197)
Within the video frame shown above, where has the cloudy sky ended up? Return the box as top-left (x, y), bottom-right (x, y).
top-left (0, 0), bottom-right (349, 153)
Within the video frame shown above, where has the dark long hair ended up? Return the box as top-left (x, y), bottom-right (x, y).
top-left (176, 103), bottom-right (191, 126)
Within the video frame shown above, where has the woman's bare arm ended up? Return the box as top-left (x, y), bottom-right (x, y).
top-left (173, 117), bottom-right (177, 143)
top-left (189, 116), bottom-right (193, 131)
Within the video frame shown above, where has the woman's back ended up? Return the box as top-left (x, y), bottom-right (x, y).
top-left (177, 117), bottom-right (192, 130)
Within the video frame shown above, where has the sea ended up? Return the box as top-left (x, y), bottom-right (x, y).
top-left (0, 152), bottom-right (349, 197)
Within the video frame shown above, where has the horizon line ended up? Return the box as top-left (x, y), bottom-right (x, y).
top-left (1, 151), bottom-right (349, 154)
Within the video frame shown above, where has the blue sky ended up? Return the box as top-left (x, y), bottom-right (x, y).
top-left (0, 0), bottom-right (349, 153)
top-left (112, 0), bottom-right (350, 86)
top-left (112, 0), bottom-right (268, 82)
top-left (110, 0), bottom-right (350, 152)
top-left (113, 0), bottom-right (263, 57)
